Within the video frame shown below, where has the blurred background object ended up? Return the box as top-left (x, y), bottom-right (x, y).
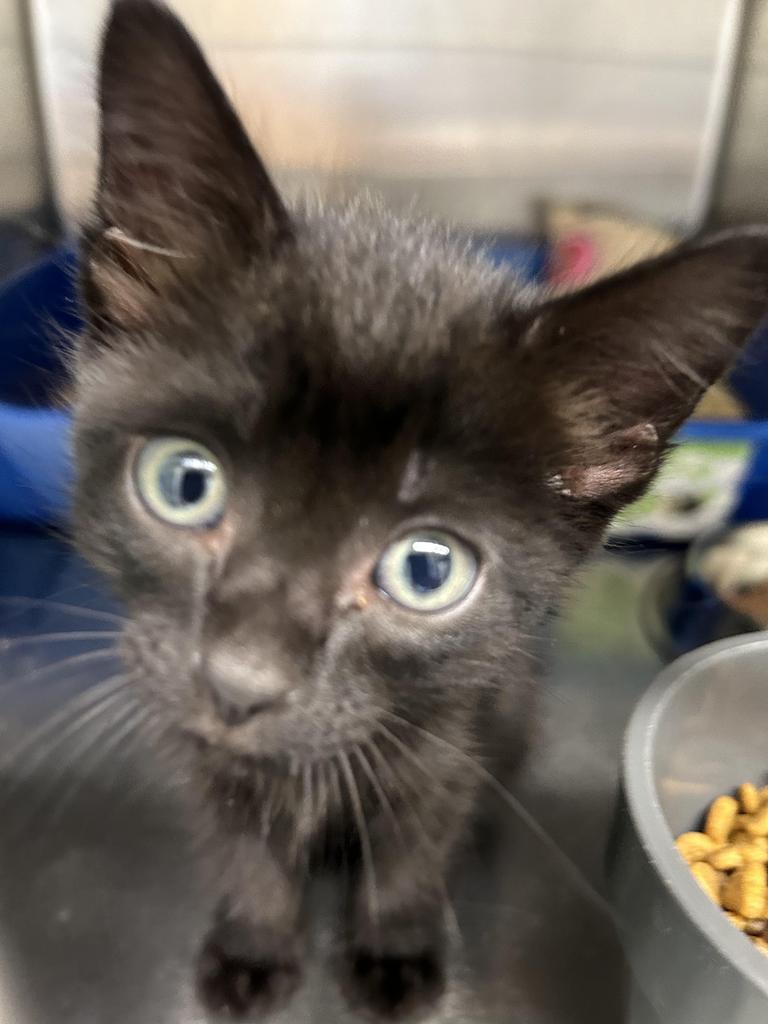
top-left (0, 0), bottom-right (55, 272)
top-left (0, 0), bottom-right (45, 220)
top-left (14, 0), bottom-right (767, 235)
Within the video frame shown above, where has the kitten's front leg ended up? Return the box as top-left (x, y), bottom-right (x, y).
top-left (196, 824), bottom-right (304, 1020)
top-left (339, 800), bottom-right (466, 1021)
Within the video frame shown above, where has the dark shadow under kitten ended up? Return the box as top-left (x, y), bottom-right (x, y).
top-left (68, 2), bottom-right (768, 1020)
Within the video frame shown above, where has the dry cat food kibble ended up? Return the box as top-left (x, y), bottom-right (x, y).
top-left (675, 783), bottom-right (768, 957)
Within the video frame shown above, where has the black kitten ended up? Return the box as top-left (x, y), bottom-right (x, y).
top-left (70, 1), bottom-right (768, 1020)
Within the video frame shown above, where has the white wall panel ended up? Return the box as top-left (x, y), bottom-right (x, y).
top-left (30, 0), bottom-right (731, 231)
top-left (0, 0), bottom-right (45, 213)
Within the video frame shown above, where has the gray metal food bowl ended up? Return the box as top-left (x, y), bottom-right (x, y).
top-left (609, 634), bottom-right (768, 1023)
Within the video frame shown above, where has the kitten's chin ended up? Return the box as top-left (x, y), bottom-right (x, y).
top-left (177, 707), bottom-right (378, 767)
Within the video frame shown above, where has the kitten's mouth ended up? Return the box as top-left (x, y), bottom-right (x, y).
top-left (180, 702), bottom-right (379, 766)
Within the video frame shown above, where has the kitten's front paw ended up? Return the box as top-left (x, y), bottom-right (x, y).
top-left (339, 944), bottom-right (445, 1021)
top-left (196, 915), bottom-right (301, 1020)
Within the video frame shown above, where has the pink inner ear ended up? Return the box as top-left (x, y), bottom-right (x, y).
top-left (549, 232), bottom-right (597, 287)
top-left (562, 460), bottom-right (648, 500)
top-left (557, 423), bottom-right (660, 500)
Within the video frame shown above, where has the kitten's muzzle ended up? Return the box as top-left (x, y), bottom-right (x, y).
top-left (202, 643), bottom-right (294, 725)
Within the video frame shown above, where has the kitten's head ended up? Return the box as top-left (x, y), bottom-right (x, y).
top-left (72, 0), bottom-right (768, 770)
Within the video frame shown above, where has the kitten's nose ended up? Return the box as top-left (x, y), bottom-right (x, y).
top-left (203, 646), bottom-right (291, 724)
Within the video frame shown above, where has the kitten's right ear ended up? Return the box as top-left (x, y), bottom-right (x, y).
top-left (82, 0), bottom-right (291, 329)
top-left (515, 228), bottom-right (768, 513)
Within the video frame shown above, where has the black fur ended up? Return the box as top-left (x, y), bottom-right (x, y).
top-left (70, 2), bottom-right (768, 1019)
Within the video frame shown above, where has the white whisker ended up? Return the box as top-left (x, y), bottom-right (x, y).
top-left (329, 754), bottom-right (344, 815)
top-left (380, 710), bottom-right (612, 919)
top-left (340, 748), bottom-right (379, 926)
top-left (0, 631), bottom-right (120, 653)
top-left (260, 776), bottom-right (279, 842)
top-left (0, 597), bottom-right (125, 625)
top-left (369, 731), bottom-right (441, 859)
top-left (354, 742), bottom-right (405, 847)
top-left (303, 761), bottom-right (314, 834)
top-left (369, 735), bottom-right (462, 939)
top-left (47, 701), bottom-right (146, 823)
top-left (328, 756), bottom-right (349, 874)
top-left (19, 686), bottom-right (132, 781)
top-left (0, 647), bottom-right (121, 689)
top-left (315, 758), bottom-right (331, 828)
top-left (0, 674), bottom-right (136, 784)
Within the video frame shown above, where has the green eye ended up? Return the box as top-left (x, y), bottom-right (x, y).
top-left (375, 530), bottom-right (478, 612)
top-left (133, 437), bottom-right (227, 528)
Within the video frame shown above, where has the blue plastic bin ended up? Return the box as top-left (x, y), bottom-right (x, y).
top-left (0, 249), bottom-right (80, 523)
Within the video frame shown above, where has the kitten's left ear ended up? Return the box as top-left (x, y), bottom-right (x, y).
top-left (82, 0), bottom-right (291, 328)
top-left (519, 228), bottom-right (768, 510)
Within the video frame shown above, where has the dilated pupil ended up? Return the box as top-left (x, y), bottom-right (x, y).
top-left (181, 469), bottom-right (206, 504)
top-left (160, 454), bottom-right (214, 507)
top-left (406, 543), bottom-right (452, 593)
